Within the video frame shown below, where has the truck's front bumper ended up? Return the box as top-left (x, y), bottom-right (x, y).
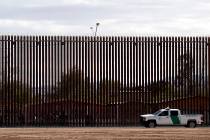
top-left (140, 117), bottom-right (147, 126)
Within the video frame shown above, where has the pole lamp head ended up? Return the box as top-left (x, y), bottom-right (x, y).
top-left (96, 23), bottom-right (100, 26)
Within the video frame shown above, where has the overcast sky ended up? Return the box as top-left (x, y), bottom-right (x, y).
top-left (0, 0), bottom-right (210, 36)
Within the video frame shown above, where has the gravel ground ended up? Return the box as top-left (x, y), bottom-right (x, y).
top-left (0, 127), bottom-right (209, 140)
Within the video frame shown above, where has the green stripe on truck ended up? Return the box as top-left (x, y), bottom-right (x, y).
top-left (171, 116), bottom-right (180, 125)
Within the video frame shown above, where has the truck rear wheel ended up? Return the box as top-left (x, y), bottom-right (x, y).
top-left (187, 121), bottom-right (196, 128)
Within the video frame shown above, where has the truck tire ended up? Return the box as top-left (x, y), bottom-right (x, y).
top-left (187, 121), bottom-right (196, 128)
top-left (148, 121), bottom-right (156, 128)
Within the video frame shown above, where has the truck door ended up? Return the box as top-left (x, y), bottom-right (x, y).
top-left (170, 110), bottom-right (180, 125)
top-left (157, 110), bottom-right (170, 125)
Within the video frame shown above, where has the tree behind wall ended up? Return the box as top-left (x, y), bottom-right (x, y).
top-left (50, 67), bottom-right (90, 101)
top-left (176, 52), bottom-right (195, 96)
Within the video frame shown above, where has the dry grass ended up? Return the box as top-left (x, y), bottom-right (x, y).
top-left (0, 127), bottom-right (209, 140)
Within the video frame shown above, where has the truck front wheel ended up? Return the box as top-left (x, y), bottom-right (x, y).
top-left (187, 121), bottom-right (196, 128)
top-left (147, 121), bottom-right (156, 128)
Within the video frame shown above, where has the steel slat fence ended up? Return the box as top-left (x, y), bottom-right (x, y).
top-left (0, 36), bottom-right (209, 126)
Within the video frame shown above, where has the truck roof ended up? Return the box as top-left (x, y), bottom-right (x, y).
top-left (164, 108), bottom-right (179, 111)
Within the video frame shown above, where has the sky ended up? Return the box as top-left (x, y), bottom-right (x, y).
top-left (0, 0), bottom-right (210, 36)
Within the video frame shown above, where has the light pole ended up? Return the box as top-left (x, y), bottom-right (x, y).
top-left (90, 23), bottom-right (100, 37)
top-left (95, 23), bottom-right (100, 37)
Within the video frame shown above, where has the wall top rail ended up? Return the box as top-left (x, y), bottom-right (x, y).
top-left (0, 40), bottom-right (209, 43)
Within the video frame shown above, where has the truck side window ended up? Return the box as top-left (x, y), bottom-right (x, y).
top-left (170, 111), bottom-right (178, 116)
top-left (158, 111), bottom-right (168, 116)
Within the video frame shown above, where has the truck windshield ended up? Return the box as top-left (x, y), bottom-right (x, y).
top-left (153, 110), bottom-right (161, 115)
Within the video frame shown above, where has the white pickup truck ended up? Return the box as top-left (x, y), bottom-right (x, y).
top-left (140, 107), bottom-right (204, 128)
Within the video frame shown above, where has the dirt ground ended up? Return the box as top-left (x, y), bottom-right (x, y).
top-left (0, 127), bottom-right (209, 140)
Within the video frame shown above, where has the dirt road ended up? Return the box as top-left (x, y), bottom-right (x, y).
top-left (0, 127), bottom-right (209, 140)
